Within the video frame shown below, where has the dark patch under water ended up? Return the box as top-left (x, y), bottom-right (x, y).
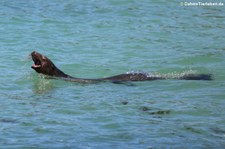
top-left (0, 118), bottom-right (17, 123)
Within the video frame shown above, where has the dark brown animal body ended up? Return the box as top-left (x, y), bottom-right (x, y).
top-left (31, 51), bottom-right (212, 83)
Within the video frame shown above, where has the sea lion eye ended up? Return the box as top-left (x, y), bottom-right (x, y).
top-left (42, 56), bottom-right (46, 60)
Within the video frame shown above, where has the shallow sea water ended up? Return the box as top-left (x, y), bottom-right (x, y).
top-left (0, 0), bottom-right (225, 148)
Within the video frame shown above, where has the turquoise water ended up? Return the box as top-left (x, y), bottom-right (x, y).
top-left (1, 0), bottom-right (225, 148)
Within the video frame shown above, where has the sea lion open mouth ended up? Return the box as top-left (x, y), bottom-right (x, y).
top-left (31, 52), bottom-right (41, 68)
top-left (31, 57), bottom-right (41, 68)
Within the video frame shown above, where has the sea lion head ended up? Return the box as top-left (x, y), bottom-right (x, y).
top-left (31, 51), bottom-right (56, 76)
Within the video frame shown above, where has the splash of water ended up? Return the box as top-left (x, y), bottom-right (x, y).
top-left (155, 70), bottom-right (198, 79)
top-left (126, 70), bottom-right (199, 79)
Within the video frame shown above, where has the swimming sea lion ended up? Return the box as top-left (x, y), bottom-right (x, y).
top-left (31, 51), bottom-right (213, 83)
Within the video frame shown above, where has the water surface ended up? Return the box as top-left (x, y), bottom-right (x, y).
top-left (0, 0), bottom-right (225, 148)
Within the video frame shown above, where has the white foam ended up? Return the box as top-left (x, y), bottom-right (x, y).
top-left (126, 70), bottom-right (198, 79)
